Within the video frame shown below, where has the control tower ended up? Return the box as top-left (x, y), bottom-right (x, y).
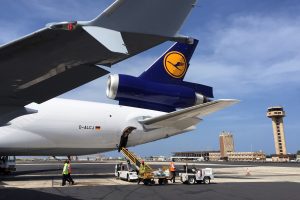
top-left (219, 132), bottom-right (235, 159)
top-left (267, 107), bottom-right (287, 156)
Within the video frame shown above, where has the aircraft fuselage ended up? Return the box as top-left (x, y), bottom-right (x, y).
top-left (0, 98), bottom-right (194, 156)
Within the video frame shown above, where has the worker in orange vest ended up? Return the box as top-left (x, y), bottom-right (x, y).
top-left (169, 161), bottom-right (176, 183)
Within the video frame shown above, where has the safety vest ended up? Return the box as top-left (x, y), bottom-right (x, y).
top-left (139, 164), bottom-right (146, 175)
top-left (62, 163), bottom-right (69, 175)
top-left (169, 162), bottom-right (176, 172)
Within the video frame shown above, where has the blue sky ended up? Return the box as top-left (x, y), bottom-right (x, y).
top-left (1, 0), bottom-right (299, 157)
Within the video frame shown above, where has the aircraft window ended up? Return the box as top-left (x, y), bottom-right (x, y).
top-left (268, 108), bottom-right (283, 112)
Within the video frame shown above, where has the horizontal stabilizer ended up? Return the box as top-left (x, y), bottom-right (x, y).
top-left (82, 26), bottom-right (128, 54)
top-left (90, 0), bottom-right (197, 37)
top-left (139, 99), bottom-right (239, 130)
top-left (182, 81), bottom-right (214, 98)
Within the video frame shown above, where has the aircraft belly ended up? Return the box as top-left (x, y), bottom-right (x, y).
top-left (0, 147), bottom-right (114, 156)
top-left (0, 123), bottom-right (119, 156)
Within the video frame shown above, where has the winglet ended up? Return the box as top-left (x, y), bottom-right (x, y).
top-left (89, 0), bottom-right (197, 37)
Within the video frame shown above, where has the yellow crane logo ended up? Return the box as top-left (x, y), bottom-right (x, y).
top-left (163, 51), bottom-right (187, 78)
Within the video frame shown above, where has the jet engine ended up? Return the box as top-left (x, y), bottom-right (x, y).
top-left (106, 74), bottom-right (211, 112)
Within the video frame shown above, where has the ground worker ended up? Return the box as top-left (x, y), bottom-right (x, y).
top-left (62, 160), bottom-right (69, 186)
top-left (169, 161), bottom-right (176, 183)
top-left (137, 160), bottom-right (146, 184)
top-left (67, 159), bottom-right (75, 185)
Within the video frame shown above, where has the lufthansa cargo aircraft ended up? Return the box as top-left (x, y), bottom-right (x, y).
top-left (0, 38), bottom-right (238, 156)
top-left (0, 0), bottom-right (202, 156)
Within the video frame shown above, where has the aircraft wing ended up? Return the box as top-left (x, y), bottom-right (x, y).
top-left (139, 100), bottom-right (239, 130)
top-left (0, 0), bottom-right (196, 123)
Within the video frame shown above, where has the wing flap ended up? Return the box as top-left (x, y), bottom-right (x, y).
top-left (139, 99), bottom-right (239, 130)
top-left (14, 65), bottom-right (109, 104)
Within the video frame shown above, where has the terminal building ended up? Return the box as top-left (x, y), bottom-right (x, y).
top-left (171, 151), bottom-right (219, 161)
top-left (172, 132), bottom-right (266, 162)
top-left (208, 151), bottom-right (266, 162)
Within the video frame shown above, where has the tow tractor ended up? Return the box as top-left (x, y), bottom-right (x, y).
top-left (179, 165), bottom-right (214, 185)
top-left (0, 156), bottom-right (16, 174)
top-left (115, 160), bottom-right (139, 182)
top-left (117, 147), bottom-right (170, 185)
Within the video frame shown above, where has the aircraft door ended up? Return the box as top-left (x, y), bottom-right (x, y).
top-left (118, 126), bottom-right (136, 152)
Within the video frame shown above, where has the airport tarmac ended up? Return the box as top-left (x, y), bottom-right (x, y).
top-left (0, 161), bottom-right (299, 200)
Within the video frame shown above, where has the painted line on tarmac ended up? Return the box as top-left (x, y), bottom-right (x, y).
top-left (17, 162), bottom-right (118, 166)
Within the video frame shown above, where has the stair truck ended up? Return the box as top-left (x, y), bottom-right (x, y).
top-left (118, 148), bottom-right (169, 185)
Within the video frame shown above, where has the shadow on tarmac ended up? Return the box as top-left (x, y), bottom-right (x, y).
top-left (0, 182), bottom-right (299, 200)
top-left (0, 174), bottom-right (114, 181)
top-left (0, 188), bottom-right (80, 200)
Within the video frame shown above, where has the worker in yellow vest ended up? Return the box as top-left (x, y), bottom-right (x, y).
top-left (137, 160), bottom-right (146, 184)
top-left (169, 161), bottom-right (176, 183)
top-left (62, 160), bottom-right (69, 186)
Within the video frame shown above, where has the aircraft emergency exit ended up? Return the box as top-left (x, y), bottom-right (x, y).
top-left (0, 39), bottom-right (238, 156)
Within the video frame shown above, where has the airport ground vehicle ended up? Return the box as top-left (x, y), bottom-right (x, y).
top-left (180, 167), bottom-right (214, 185)
top-left (115, 162), bottom-right (139, 182)
top-left (120, 148), bottom-right (170, 185)
top-left (0, 156), bottom-right (16, 174)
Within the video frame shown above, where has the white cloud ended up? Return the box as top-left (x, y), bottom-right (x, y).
top-left (186, 15), bottom-right (300, 97)
top-left (19, 0), bottom-right (110, 21)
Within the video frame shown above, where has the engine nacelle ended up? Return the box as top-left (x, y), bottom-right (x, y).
top-left (107, 74), bottom-right (208, 111)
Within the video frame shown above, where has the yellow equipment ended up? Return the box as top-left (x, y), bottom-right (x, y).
top-left (120, 147), bottom-right (169, 185)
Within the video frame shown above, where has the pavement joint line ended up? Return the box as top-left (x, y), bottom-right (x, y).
top-left (2, 173), bottom-right (115, 178)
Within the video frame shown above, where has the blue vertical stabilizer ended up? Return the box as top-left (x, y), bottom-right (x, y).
top-left (139, 39), bottom-right (199, 84)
